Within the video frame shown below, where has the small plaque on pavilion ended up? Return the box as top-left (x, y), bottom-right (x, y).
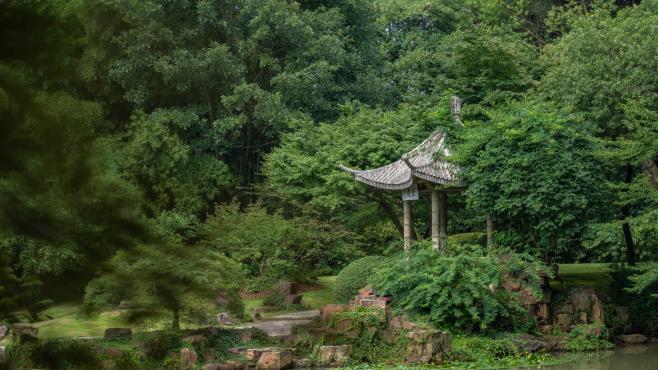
top-left (402, 184), bottom-right (419, 201)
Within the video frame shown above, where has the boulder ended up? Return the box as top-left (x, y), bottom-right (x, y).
top-left (591, 300), bottom-right (604, 323)
top-left (104, 327), bottom-right (132, 340)
top-left (11, 323), bottom-right (38, 342)
top-left (257, 349), bottom-right (292, 370)
top-left (617, 334), bottom-right (647, 345)
top-left (358, 285), bottom-right (375, 298)
top-left (519, 287), bottom-right (539, 306)
top-left (317, 345), bottom-right (351, 366)
top-left (101, 347), bottom-right (124, 359)
top-left (583, 324), bottom-right (605, 338)
top-left (405, 329), bottom-right (451, 364)
top-left (320, 304), bottom-right (348, 323)
top-left (202, 361), bottom-right (244, 370)
top-left (0, 326), bottom-right (8, 340)
top-left (246, 347), bottom-right (277, 363)
top-left (388, 314), bottom-right (417, 331)
top-left (180, 348), bottom-right (198, 370)
top-left (568, 287), bottom-right (605, 324)
top-left (218, 312), bottom-right (235, 325)
top-left (291, 358), bottom-right (310, 368)
top-left (539, 325), bottom-right (554, 335)
top-left (535, 303), bottom-right (550, 324)
top-left (555, 313), bottom-right (572, 332)
top-left (513, 335), bottom-right (551, 353)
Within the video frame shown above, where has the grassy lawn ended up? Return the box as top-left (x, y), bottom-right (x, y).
top-left (34, 268), bottom-right (612, 339)
top-left (242, 275), bottom-right (337, 315)
top-left (552, 263), bottom-right (612, 292)
top-left (35, 303), bottom-right (132, 339)
top-left (302, 275), bottom-right (336, 309)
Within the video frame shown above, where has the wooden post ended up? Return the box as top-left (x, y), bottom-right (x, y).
top-left (439, 192), bottom-right (448, 249)
top-left (403, 200), bottom-right (412, 251)
top-left (486, 214), bottom-right (494, 247)
top-left (431, 190), bottom-right (440, 250)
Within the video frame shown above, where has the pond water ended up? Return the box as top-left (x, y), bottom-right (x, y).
top-left (539, 342), bottom-right (658, 370)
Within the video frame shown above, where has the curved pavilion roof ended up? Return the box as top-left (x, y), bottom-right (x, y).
top-left (339, 130), bottom-right (463, 191)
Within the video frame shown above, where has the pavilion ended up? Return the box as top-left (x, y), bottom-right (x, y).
top-left (339, 97), bottom-right (476, 251)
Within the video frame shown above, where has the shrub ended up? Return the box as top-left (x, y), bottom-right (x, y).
top-left (448, 232), bottom-right (487, 247)
top-left (263, 290), bottom-right (285, 308)
top-left (371, 249), bottom-right (545, 333)
top-left (329, 306), bottom-right (405, 364)
top-left (451, 335), bottom-right (519, 362)
top-left (563, 325), bottom-right (613, 352)
top-left (448, 335), bottom-right (549, 368)
top-left (137, 330), bottom-right (182, 360)
top-left (4, 339), bottom-right (101, 370)
top-left (334, 256), bottom-right (386, 303)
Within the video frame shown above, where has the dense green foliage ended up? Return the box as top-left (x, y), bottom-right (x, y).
top-left (84, 243), bottom-right (244, 329)
top-left (334, 256), bottom-right (386, 303)
top-left (2, 1), bottom-right (658, 362)
top-left (458, 102), bottom-right (609, 260)
top-left (372, 248), bottom-right (546, 333)
top-left (199, 203), bottom-right (361, 290)
top-left (448, 335), bottom-right (548, 368)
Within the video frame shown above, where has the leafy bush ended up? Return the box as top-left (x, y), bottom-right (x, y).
top-left (448, 335), bottom-right (549, 368)
top-left (448, 232), bottom-right (487, 247)
top-left (329, 306), bottom-right (404, 364)
top-left (563, 325), bottom-right (613, 352)
top-left (136, 330), bottom-right (182, 361)
top-left (609, 266), bottom-right (658, 335)
top-left (371, 249), bottom-right (545, 333)
top-left (451, 335), bottom-right (519, 362)
top-left (200, 203), bottom-right (363, 291)
top-left (334, 256), bottom-right (386, 303)
top-left (4, 339), bottom-right (101, 370)
top-left (263, 290), bottom-right (285, 308)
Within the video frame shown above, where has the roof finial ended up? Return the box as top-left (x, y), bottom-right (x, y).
top-left (450, 96), bottom-right (463, 125)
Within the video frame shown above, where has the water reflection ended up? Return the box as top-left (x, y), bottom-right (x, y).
top-left (535, 342), bottom-right (658, 370)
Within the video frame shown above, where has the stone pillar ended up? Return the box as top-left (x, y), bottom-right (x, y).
top-left (486, 215), bottom-right (494, 247)
top-left (431, 190), bottom-right (440, 250)
top-left (403, 200), bottom-right (412, 251)
top-left (439, 192), bottom-right (448, 249)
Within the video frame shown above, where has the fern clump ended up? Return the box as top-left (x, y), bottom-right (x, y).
top-left (371, 248), bottom-right (545, 333)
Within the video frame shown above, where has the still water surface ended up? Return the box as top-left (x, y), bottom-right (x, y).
top-left (540, 342), bottom-right (658, 370)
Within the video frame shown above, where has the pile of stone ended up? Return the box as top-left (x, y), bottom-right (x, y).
top-left (350, 285), bottom-right (390, 309)
top-left (551, 287), bottom-right (605, 333)
top-left (316, 286), bottom-right (451, 366)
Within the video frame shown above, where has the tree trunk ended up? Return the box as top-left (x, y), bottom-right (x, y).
top-left (641, 159), bottom-right (658, 189)
top-left (622, 163), bottom-right (637, 266)
top-left (372, 193), bottom-right (404, 237)
top-left (486, 215), bottom-right (494, 247)
top-left (172, 306), bottom-right (181, 331)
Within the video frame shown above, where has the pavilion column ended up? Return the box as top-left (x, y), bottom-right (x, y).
top-left (403, 200), bottom-right (413, 251)
top-left (439, 192), bottom-right (448, 249)
top-left (486, 214), bottom-right (494, 247)
top-left (431, 190), bottom-right (440, 250)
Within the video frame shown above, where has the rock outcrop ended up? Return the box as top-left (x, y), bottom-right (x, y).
top-left (405, 329), bottom-right (451, 364)
top-left (317, 345), bottom-right (351, 366)
top-left (104, 327), bottom-right (132, 340)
